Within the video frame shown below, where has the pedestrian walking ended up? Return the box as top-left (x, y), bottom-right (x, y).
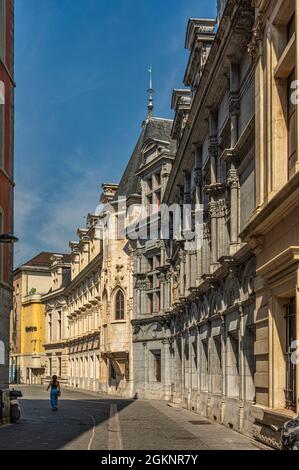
top-left (47, 375), bottom-right (61, 412)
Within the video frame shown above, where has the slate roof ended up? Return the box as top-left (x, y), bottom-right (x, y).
top-left (114, 117), bottom-right (176, 199)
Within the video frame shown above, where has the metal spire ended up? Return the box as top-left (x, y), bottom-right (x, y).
top-left (147, 65), bottom-right (154, 118)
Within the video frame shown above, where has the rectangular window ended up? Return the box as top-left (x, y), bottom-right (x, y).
top-left (156, 291), bottom-right (160, 312)
top-left (148, 293), bottom-right (153, 315)
top-left (58, 312), bottom-right (62, 340)
top-left (148, 257), bottom-right (154, 271)
top-left (153, 351), bottom-right (161, 382)
top-left (201, 339), bottom-right (209, 391)
top-left (285, 297), bottom-right (296, 411)
top-left (147, 177), bottom-right (152, 192)
top-left (214, 335), bottom-right (222, 371)
top-left (227, 332), bottom-right (239, 397)
top-left (147, 274), bottom-right (153, 289)
top-left (110, 362), bottom-right (116, 381)
top-left (156, 190), bottom-right (161, 208)
top-left (147, 195), bottom-right (153, 216)
top-left (288, 68), bottom-right (296, 179)
top-left (48, 357), bottom-right (52, 377)
top-left (57, 356), bottom-right (62, 377)
top-left (48, 314), bottom-right (52, 342)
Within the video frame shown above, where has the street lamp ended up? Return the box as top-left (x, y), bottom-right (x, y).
top-left (0, 233), bottom-right (18, 244)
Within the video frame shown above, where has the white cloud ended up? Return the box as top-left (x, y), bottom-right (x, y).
top-left (14, 184), bottom-right (42, 266)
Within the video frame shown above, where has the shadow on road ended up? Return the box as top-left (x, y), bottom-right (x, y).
top-left (0, 387), bottom-right (134, 450)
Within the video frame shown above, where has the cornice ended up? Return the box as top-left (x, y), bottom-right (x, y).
top-left (163, 0), bottom-right (254, 204)
top-left (240, 172), bottom-right (299, 241)
top-left (64, 253), bottom-right (102, 295)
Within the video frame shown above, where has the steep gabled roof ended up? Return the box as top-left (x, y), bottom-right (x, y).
top-left (114, 117), bottom-right (176, 199)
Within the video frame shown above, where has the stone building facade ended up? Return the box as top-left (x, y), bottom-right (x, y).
top-left (240, 0), bottom-right (299, 448)
top-left (96, 183), bottom-right (135, 398)
top-left (132, 0), bottom-right (259, 437)
top-left (62, 210), bottom-right (105, 393)
top-left (10, 252), bottom-right (67, 385)
top-left (130, 117), bottom-right (177, 399)
top-left (42, 254), bottom-right (71, 386)
top-left (43, 182), bottom-right (136, 397)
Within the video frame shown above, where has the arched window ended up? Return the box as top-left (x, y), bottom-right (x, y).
top-left (115, 290), bottom-right (125, 320)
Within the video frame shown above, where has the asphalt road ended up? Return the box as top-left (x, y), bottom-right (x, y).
top-left (0, 386), bottom-right (263, 450)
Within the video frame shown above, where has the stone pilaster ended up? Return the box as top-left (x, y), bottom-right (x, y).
top-left (228, 62), bottom-right (240, 250)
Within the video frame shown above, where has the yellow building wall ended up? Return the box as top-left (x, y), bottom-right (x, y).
top-left (21, 302), bottom-right (45, 355)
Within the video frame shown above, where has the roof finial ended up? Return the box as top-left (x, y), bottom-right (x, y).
top-left (147, 65), bottom-right (154, 118)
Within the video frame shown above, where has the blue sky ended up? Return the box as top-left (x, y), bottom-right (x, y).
top-left (14, 0), bottom-right (216, 267)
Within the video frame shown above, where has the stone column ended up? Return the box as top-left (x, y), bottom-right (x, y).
top-left (197, 326), bottom-right (201, 392)
top-left (179, 250), bottom-right (186, 298)
top-left (220, 314), bottom-right (226, 422)
top-left (209, 201), bottom-right (218, 265)
top-left (181, 334), bottom-right (185, 400)
top-left (208, 112), bottom-right (219, 266)
top-left (159, 274), bottom-right (165, 312)
top-left (228, 62), bottom-right (240, 247)
top-left (217, 198), bottom-right (228, 259)
top-left (163, 338), bottom-right (170, 400)
top-left (194, 145), bottom-right (203, 277)
top-left (202, 223), bottom-right (211, 275)
top-left (184, 171), bottom-right (192, 292)
top-left (239, 305), bottom-right (245, 403)
top-left (209, 112), bottom-right (218, 185)
top-left (143, 342), bottom-right (148, 397)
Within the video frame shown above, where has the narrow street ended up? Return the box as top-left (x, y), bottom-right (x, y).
top-left (0, 386), bottom-right (262, 450)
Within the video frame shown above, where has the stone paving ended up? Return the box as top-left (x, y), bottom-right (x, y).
top-left (0, 386), bottom-right (267, 450)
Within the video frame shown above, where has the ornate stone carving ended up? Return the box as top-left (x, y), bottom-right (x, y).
top-left (248, 14), bottom-right (264, 62)
top-left (194, 168), bottom-right (203, 187)
top-left (227, 169), bottom-right (239, 189)
top-left (229, 91), bottom-right (240, 116)
top-left (209, 201), bottom-right (218, 218)
top-left (208, 137), bottom-right (218, 160)
top-left (203, 222), bottom-right (210, 241)
top-left (217, 198), bottom-right (228, 218)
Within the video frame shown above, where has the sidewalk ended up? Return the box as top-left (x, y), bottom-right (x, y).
top-left (149, 400), bottom-right (271, 450)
